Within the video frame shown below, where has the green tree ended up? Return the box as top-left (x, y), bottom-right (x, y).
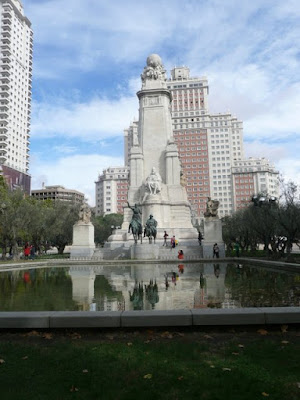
top-left (223, 182), bottom-right (300, 258)
top-left (0, 188), bottom-right (31, 260)
top-left (23, 198), bottom-right (54, 253)
top-left (93, 214), bottom-right (123, 245)
top-left (45, 201), bottom-right (80, 254)
top-left (277, 180), bottom-right (300, 255)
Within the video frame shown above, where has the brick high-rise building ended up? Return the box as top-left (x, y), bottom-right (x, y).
top-left (31, 185), bottom-right (85, 204)
top-left (0, 0), bottom-right (32, 193)
top-left (98, 62), bottom-right (278, 218)
top-left (125, 65), bottom-right (244, 218)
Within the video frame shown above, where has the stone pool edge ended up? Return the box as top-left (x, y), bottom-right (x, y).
top-left (0, 307), bottom-right (299, 329)
top-left (0, 258), bottom-right (299, 329)
top-left (0, 257), bottom-right (299, 272)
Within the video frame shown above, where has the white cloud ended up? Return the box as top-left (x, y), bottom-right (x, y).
top-left (52, 145), bottom-right (77, 154)
top-left (30, 153), bottom-right (124, 206)
top-left (244, 140), bottom-right (300, 187)
top-left (277, 158), bottom-right (300, 187)
top-left (31, 94), bottom-right (138, 140)
top-left (244, 141), bottom-right (288, 162)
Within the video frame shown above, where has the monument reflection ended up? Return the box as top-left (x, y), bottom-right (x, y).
top-left (69, 263), bottom-right (227, 311)
top-left (0, 264), bottom-right (298, 312)
top-left (68, 263), bottom-right (299, 311)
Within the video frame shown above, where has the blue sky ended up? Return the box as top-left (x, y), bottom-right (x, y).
top-left (24, 0), bottom-right (300, 205)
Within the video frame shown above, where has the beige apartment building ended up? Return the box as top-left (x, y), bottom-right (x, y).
top-left (31, 185), bottom-right (85, 204)
top-left (232, 158), bottom-right (279, 210)
top-left (95, 167), bottom-right (129, 216)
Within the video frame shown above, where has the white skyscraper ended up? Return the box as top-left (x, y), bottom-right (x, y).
top-left (0, 0), bottom-right (32, 192)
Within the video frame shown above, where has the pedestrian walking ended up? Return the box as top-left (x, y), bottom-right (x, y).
top-left (198, 231), bottom-right (203, 245)
top-left (24, 243), bottom-right (30, 259)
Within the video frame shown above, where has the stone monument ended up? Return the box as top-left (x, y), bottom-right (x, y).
top-left (107, 54), bottom-right (199, 257)
top-left (70, 203), bottom-right (95, 259)
top-left (202, 197), bottom-right (225, 258)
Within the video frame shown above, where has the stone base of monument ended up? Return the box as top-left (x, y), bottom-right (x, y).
top-left (93, 225), bottom-right (203, 260)
top-left (70, 222), bottom-right (95, 260)
top-left (202, 217), bottom-right (225, 259)
top-left (131, 243), bottom-right (159, 260)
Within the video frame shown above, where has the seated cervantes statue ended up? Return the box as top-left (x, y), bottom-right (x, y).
top-left (78, 203), bottom-right (91, 224)
top-left (145, 167), bottom-right (162, 195)
top-left (204, 197), bottom-right (219, 218)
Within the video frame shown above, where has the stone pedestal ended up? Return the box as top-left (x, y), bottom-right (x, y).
top-left (70, 222), bottom-right (95, 259)
top-left (131, 243), bottom-right (159, 260)
top-left (203, 217), bottom-right (225, 258)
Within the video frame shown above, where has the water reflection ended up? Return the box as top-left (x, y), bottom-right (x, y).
top-left (0, 263), bottom-right (299, 311)
top-left (129, 280), bottom-right (159, 310)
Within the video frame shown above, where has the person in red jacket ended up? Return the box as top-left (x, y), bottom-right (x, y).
top-left (24, 243), bottom-right (30, 259)
top-left (178, 249), bottom-right (184, 260)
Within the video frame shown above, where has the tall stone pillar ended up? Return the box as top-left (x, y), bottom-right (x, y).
top-left (137, 88), bottom-right (173, 182)
top-left (129, 146), bottom-right (144, 188)
top-left (165, 140), bottom-right (180, 185)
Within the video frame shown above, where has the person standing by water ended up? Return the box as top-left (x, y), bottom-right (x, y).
top-left (198, 231), bottom-right (203, 245)
top-left (213, 243), bottom-right (220, 258)
top-left (178, 249), bottom-right (184, 260)
top-left (234, 242), bottom-right (240, 257)
top-left (178, 249), bottom-right (184, 274)
top-left (24, 243), bottom-right (30, 259)
top-left (30, 245), bottom-right (35, 260)
top-left (170, 236), bottom-right (176, 249)
top-left (163, 231), bottom-right (169, 246)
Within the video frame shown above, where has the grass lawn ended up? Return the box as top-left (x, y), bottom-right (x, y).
top-left (0, 327), bottom-right (299, 400)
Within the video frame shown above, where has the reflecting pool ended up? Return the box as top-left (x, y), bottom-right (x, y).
top-left (0, 263), bottom-right (299, 311)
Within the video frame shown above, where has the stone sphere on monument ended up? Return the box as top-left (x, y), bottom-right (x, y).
top-left (146, 54), bottom-right (162, 68)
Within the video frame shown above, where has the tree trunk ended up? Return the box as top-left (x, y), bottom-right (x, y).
top-left (12, 241), bottom-right (20, 261)
top-left (57, 244), bottom-right (65, 255)
top-left (1, 245), bottom-right (7, 260)
top-left (286, 241), bottom-right (293, 255)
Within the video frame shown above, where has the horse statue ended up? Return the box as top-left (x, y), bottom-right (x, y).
top-left (128, 221), bottom-right (143, 244)
top-left (128, 202), bottom-right (143, 244)
top-left (144, 214), bottom-right (157, 244)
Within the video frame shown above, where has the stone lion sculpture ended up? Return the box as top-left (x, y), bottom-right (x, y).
top-left (204, 197), bottom-right (219, 218)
